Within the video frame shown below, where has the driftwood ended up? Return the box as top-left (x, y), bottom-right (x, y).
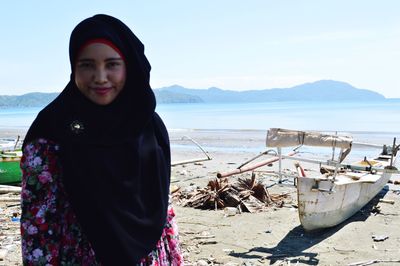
top-left (222, 188), bottom-right (242, 207)
top-left (0, 185), bottom-right (21, 194)
top-left (172, 157), bottom-right (211, 166)
top-left (348, 259), bottom-right (400, 266)
top-left (193, 235), bottom-right (215, 239)
top-left (240, 195), bottom-right (265, 213)
top-left (0, 196), bottom-right (20, 202)
top-left (198, 240), bottom-right (217, 245)
top-left (183, 178), bottom-right (229, 210)
top-left (379, 199), bottom-right (395, 204)
top-left (234, 173), bottom-right (271, 204)
top-left (176, 173), bottom-right (290, 212)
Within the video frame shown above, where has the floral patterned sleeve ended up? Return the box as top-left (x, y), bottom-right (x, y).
top-left (20, 139), bottom-right (99, 265)
top-left (20, 139), bottom-right (63, 265)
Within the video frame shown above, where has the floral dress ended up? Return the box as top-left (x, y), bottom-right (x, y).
top-left (20, 139), bottom-right (184, 266)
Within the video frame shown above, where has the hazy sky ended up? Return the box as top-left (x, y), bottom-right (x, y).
top-left (1, 1), bottom-right (399, 97)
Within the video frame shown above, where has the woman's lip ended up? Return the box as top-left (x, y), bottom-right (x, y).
top-left (93, 87), bottom-right (111, 95)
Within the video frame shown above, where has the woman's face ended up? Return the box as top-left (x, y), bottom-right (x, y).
top-left (74, 42), bottom-right (126, 105)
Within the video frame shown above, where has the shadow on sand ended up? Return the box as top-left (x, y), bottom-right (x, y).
top-left (229, 187), bottom-right (389, 265)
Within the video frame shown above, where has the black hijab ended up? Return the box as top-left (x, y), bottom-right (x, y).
top-left (23, 14), bottom-right (170, 265)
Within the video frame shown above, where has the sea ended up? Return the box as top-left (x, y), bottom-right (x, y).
top-left (1, 100), bottom-right (400, 133)
top-left (1, 100), bottom-right (399, 159)
top-left (156, 100), bottom-right (400, 133)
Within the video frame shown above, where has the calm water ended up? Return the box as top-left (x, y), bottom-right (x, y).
top-left (156, 100), bottom-right (400, 133)
top-left (1, 101), bottom-right (399, 133)
top-left (0, 107), bottom-right (41, 129)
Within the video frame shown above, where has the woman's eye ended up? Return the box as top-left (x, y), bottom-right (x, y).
top-left (77, 62), bottom-right (94, 69)
top-left (107, 61), bottom-right (121, 68)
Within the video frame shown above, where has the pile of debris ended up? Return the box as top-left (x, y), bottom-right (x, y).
top-left (172, 173), bottom-right (290, 213)
top-left (0, 185), bottom-right (22, 264)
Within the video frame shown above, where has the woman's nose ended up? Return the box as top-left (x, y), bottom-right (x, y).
top-left (94, 67), bottom-right (107, 83)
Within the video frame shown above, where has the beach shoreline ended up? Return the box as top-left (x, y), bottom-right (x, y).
top-left (1, 128), bottom-right (400, 265)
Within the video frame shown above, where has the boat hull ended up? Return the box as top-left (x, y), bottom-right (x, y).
top-left (297, 171), bottom-right (392, 231)
top-left (0, 157), bottom-right (22, 185)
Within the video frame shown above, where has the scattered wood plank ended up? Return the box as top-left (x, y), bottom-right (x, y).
top-left (198, 240), bottom-right (217, 245)
top-left (0, 197), bottom-right (20, 202)
top-left (0, 185), bottom-right (21, 194)
top-left (379, 199), bottom-right (395, 204)
top-left (192, 235), bottom-right (216, 239)
top-left (348, 259), bottom-right (400, 266)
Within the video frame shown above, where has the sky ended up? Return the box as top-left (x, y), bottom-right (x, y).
top-left (1, 1), bottom-right (399, 98)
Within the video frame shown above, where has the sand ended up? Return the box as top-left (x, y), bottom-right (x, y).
top-left (1, 128), bottom-right (400, 265)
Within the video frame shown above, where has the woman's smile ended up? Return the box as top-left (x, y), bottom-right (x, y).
top-left (92, 86), bottom-right (113, 95)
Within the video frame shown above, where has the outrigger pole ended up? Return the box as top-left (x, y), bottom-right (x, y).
top-left (216, 150), bottom-right (297, 178)
top-left (171, 135), bottom-right (212, 166)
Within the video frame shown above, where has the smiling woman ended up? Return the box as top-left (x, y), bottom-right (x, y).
top-left (20, 14), bottom-right (183, 266)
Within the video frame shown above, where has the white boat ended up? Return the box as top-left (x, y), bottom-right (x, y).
top-left (0, 136), bottom-right (22, 152)
top-left (265, 128), bottom-right (399, 231)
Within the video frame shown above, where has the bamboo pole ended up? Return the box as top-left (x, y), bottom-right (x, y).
top-left (217, 151), bottom-right (297, 178)
top-left (171, 157), bottom-right (212, 166)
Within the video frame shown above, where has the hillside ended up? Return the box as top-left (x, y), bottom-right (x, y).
top-left (0, 80), bottom-right (387, 107)
top-left (156, 80), bottom-right (385, 102)
top-left (0, 92), bottom-right (59, 107)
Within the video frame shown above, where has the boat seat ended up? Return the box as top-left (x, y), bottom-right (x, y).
top-left (358, 173), bottom-right (381, 183)
top-left (335, 172), bottom-right (380, 184)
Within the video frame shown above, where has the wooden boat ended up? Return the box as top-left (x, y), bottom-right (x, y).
top-left (0, 150), bottom-right (22, 185)
top-left (296, 155), bottom-right (396, 231)
top-left (265, 128), bottom-right (399, 231)
top-left (0, 136), bottom-right (22, 151)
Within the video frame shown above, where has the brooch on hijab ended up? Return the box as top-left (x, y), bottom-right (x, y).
top-left (70, 120), bottom-right (85, 134)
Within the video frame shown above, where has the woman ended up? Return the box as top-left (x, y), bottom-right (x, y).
top-left (20, 14), bottom-right (183, 265)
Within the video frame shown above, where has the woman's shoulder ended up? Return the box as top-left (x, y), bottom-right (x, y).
top-left (23, 138), bottom-right (59, 148)
top-left (23, 138), bottom-right (60, 157)
top-left (21, 138), bottom-right (61, 178)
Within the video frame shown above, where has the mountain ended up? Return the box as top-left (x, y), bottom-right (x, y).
top-left (153, 90), bottom-right (203, 103)
top-left (0, 90), bottom-right (203, 107)
top-left (0, 80), bottom-right (387, 107)
top-left (0, 92), bottom-right (59, 107)
top-left (156, 80), bottom-right (385, 103)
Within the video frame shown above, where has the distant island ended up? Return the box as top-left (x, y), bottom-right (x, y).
top-left (0, 80), bottom-right (391, 107)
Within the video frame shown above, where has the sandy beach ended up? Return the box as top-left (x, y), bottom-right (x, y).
top-left (1, 128), bottom-right (400, 265)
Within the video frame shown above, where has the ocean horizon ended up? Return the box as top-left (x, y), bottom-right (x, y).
top-left (1, 100), bottom-right (399, 133)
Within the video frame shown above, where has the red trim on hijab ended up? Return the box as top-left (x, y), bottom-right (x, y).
top-left (77, 38), bottom-right (125, 61)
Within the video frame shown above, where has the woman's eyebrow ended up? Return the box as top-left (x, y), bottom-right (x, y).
top-left (105, 57), bottom-right (124, 61)
top-left (77, 57), bottom-right (123, 62)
